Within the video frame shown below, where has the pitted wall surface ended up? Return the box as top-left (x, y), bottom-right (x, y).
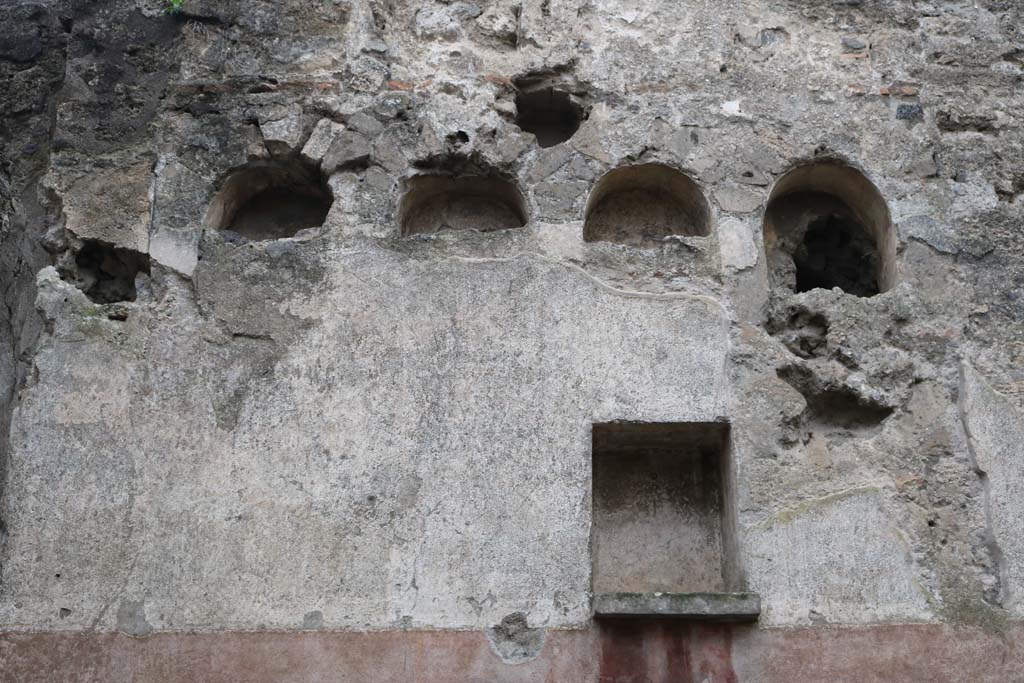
top-left (0, 0), bottom-right (1022, 679)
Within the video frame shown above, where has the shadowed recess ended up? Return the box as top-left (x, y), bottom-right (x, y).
top-left (777, 364), bottom-right (894, 434)
top-left (591, 422), bottom-right (738, 595)
top-left (763, 162), bottom-right (895, 297)
top-left (59, 239), bottom-right (150, 304)
top-left (206, 159), bottom-right (332, 241)
top-left (514, 84), bottom-right (586, 148)
top-left (398, 172), bottom-right (528, 237)
top-left (584, 164), bottom-right (712, 245)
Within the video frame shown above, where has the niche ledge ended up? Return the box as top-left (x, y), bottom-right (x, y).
top-left (593, 591), bottom-right (761, 622)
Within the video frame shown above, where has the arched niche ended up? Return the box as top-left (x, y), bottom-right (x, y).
top-left (205, 159), bottom-right (332, 241)
top-left (398, 172), bottom-right (528, 237)
top-left (583, 164), bottom-right (712, 245)
top-left (763, 162), bottom-right (896, 297)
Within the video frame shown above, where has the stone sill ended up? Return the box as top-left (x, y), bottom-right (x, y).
top-left (593, 592), bottom-right (761, 622)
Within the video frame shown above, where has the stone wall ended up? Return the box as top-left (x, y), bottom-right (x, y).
top-left (0, 0), bottom-right (1022, 680)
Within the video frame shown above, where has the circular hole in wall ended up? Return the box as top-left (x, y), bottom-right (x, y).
top-left (584, 164), bottom-right (712, 245)
top-left (206, 160), bottom-right (332, 241)
top-left (763, 162), bottom-right (895, 297)
top-left (514, 85), bottom-right (586, 148)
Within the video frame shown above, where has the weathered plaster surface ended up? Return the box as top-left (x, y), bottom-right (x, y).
top-left (961, 363), bottom-right (1024, 617)
top-left (2, 255), bottom-right (729, 631)
top-left (746, 488), bottom-right (934, 625)
top-left (0, 0), bottom-right (1022, 679)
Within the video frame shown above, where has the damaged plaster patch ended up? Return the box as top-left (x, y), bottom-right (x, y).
top-left (899, 215), bottom-right (959, 255)
top-left (302, 610), bottom-right (324, 629)
top-left (777, 364), bottom-right (893, 438)
top-left (767, 306), bottom-right (829, 359)
top-left (149, 155), bottom-right (205, 277)
top-left (721, 100), bottom-right (747, 118)
top-left (960, 363), bottom-right (1021, 612)
top-left (116, 599), bottom-right (153, 637)
top-left (718, 217), bottom-right (759, 272)
top-left (898, 213), bottom-right (994, 259)
top-left (486, 612), bottom-right (546, 664)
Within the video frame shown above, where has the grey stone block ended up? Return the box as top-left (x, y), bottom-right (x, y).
top-left (593, 592), bottom-right (762, 621)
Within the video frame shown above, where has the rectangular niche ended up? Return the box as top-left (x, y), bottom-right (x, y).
top-left (591, 422), bottom-right (741, 600)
